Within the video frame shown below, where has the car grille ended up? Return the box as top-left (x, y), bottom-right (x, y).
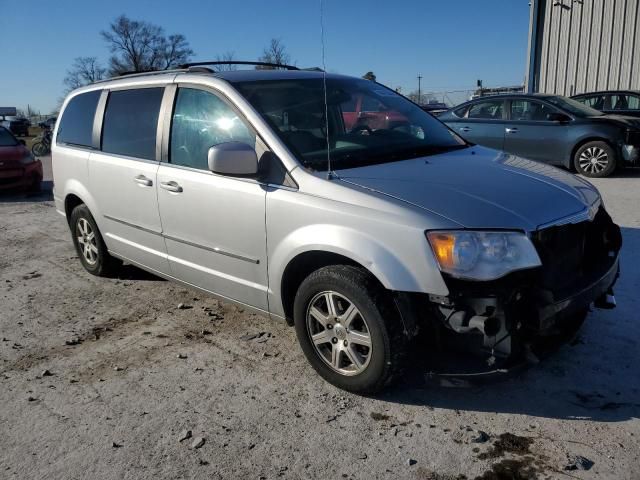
top-left (531, 207), bottom-right (621, 298)
top-left (0, 176), bottom-right (23, 186)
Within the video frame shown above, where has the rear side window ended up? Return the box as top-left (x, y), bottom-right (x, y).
top-left (57, 90), bottom-right (101, 147)
top-left (467, 100), bottom-right (504, 120)
top-left (576, 94), bottom-right (606, 110)
top-left (510, 100), bottom-right (558, 121)
top-left (102, 88), bottom-right (164, 160)
top-left (610, 94), bottom-right (640, 110)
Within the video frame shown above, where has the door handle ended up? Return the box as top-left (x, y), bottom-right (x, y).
top-left (459, 127), bottom-right (471, 133)
top-left (134, 175), bottom-right (153, 187)
top-left (160, 181), bottom-right (183, 193)
top-left (505, 127), bottom-right (519, 134)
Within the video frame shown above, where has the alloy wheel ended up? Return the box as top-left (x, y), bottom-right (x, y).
top-left (76, 218), bottom-right (98, 265)
top-left (578, 146), bottom-right (609, 174)
top-left (306, 291), bottom-right (372, 376)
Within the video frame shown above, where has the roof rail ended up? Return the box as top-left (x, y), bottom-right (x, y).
top-left (84, 68), bottom-right (186, 85)
top-left (179, 61), bottom-right (299, 71)
top-left (186, 66), bottom-right (215, 74)
top-left (115, 68), bottom-right (186, 77)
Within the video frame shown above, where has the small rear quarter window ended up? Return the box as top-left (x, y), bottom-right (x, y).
top-left (453, 105), bottom-right (468, 118)
top-left (57, 90), bottom-right (101, 147)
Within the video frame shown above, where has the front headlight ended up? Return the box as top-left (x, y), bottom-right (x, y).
top-left (19, 152), bottom-right (36, 165)
top-left (426, 230), bottom-right (541, 281)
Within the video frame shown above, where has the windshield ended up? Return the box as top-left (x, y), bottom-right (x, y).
top-left (0, 127), bottom-right (18, 146)
top-left (546, 96), bottom-right (604, 117)
top-left (234, 78), bottom-right (467, 171)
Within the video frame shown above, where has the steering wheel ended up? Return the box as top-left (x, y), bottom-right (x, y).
top-left (350, 123), bottom-right (373, 135)
top-left (388, 122), bottom-right (411, 132)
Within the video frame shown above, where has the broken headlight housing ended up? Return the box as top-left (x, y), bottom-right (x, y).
top-left (426, 230), bottom-right (541, 281)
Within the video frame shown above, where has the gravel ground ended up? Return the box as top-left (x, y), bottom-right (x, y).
top-left (0, 165), bottom-right (638, 479)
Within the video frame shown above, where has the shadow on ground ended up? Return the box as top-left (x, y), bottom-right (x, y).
top-left (0, 180), bottom-right (53, 203)
top-left (114, 263), bottom-right (167, 282)
top-left (605, 167), bottom-right (640, 179)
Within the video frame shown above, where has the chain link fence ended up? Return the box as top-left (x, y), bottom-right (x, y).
top-left (395, 85), bottom-right (525, 110)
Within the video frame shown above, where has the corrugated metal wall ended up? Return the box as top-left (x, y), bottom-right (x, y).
top-left (529, 0), bottom-right (640, 95)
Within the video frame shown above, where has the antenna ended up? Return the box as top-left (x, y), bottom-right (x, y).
top-left (320, 0), bottom-right (333, 179)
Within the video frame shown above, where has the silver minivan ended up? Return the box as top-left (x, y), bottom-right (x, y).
top-left (53, 64), bottom-right (621, 392)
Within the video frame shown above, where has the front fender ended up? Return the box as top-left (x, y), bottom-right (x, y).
top-left (268, 223), bottom-right (449, 318)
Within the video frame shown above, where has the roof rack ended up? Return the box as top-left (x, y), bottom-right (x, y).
top-left (179, 61), bottom-right (299, 71)
top-left (83, 68), bottom-right (187, 84)
top-left (91, 60), bottom-right (303, 86)
top-left (115, 68), bottom-right (186, 77)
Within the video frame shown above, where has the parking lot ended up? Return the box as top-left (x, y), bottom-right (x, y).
top-left (0, 157), bottom-right (638, 479)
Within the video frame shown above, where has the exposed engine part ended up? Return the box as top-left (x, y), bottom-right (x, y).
top-left (442, 308), bottom-right (501, 337)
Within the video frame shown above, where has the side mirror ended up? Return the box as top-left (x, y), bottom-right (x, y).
top-left (19, 139), bottom-right (26, 146)
top-left (207, 142), bottom-right (258, 176)
top-left (547, 112), bottom-right (571, 123)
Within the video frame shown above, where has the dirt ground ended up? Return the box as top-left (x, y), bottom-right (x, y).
top-left (1, 163), bottom-right (638, 479)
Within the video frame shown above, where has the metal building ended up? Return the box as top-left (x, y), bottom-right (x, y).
top-left (526, 0), bottom-right (640, 96)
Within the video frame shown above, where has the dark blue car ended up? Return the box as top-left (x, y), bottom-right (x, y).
top-left (439, 93), bottom-right (640, 177)
top-left (572, 90), bottom-right (640, 118)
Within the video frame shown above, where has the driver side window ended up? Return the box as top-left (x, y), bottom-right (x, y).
top-left (170, 88), bottom-right (255, 170)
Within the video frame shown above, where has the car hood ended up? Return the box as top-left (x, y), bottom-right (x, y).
top-left (0, 145), bottom-right (28, 167)
top-left (337, 146), bottom-right (600, 231)
top-left (588, 114), bottom-right (640, 129)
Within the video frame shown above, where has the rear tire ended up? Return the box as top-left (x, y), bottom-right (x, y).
top-left (293, 265), bottom-right (407, 393)
top-left (573, 141), bottom-right (616, 178)
top-left (69, 204), bottom-right (121, 276)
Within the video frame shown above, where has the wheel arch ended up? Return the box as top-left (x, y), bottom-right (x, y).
top-left (64, 194), bottom-right (84, 226)
top-left (61, 180), bottom-right (101, 228)
top-left (570, 137), bottom-right (617, 171)
top-left (280, 250), bottom-right (380, 325)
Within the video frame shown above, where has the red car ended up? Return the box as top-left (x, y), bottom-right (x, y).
top-left (342, 94), bottom-right (409, 131)
top-left (0, 126), bottom-right (43, 192)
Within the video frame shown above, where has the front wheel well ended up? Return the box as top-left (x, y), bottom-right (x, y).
top-left (280, 251), bottom-right (380, 325)
top-left (570, 137), bottom-right (616, 171)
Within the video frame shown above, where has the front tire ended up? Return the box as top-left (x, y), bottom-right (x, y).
top-left (27, 175), bottom-right (41, 193)
top-left (69, 204), bottom-right (121, 276)
top-left (293, 265), bottom-right (407, 393)
top-left (32, 142), bottom-right (49, 157)
top-left (573, 141), bottom-right (616, 178)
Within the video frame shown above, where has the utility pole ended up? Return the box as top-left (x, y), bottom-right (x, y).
top-left (417, 74), bottom-right (423, 105)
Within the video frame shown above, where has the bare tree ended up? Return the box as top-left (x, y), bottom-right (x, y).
top-left (362, 71), bottom-right (377, 82)
top-left (101, 15), bottom-right (193, 75)
top-left (63, 57), bottom-right (106, 91)
top-left (214, 51), bottom-right (238, 71)
top-left (257, 38), bottom-right (293, 69)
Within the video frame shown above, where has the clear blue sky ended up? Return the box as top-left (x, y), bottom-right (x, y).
top-left (0, 0), bottom-right (531, 114)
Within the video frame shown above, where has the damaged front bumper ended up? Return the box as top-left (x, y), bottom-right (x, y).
top-left (401, 208), bottom-right (622, 384)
